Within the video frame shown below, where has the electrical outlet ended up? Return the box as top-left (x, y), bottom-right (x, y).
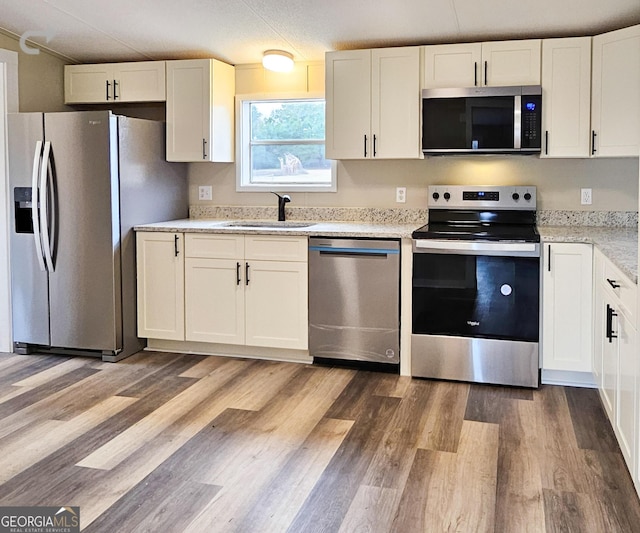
top-left (396, 187), bottom-right (407, 203)
top-left (581, 188), bottom-right (592, 205)
top-left (198, 185), bottom-right (212, 201)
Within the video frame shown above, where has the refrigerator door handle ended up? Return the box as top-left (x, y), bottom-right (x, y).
top-left (40, 141), bottom-right (55, 272)
top-left (31, 140), bottom-right (46, 272)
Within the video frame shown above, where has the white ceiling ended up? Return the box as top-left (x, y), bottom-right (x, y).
top-left (1, 0), bottom-right (640, 65)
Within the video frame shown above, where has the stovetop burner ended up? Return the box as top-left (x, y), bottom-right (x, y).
top-left (413, 185), bottom-right (539, 243)
top-left (412, 222), bottom-right (540, 242)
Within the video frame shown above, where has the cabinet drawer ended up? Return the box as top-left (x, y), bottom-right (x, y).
top-left (245, 236), bottom-right (308, 262)
top-left (602, 258), bottom-right (637, 319)
top-left (185, 234), bottom-right (244, 259)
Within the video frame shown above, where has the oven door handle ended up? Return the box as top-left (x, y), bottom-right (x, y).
top-left (414, 239), bottom-right (539, 256)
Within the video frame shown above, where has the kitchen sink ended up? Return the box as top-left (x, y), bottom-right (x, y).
top-left (224, 221), bottom-right (315, 229)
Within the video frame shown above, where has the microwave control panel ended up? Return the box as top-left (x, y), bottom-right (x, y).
top-left (521, 95), bottom-right (542, 149)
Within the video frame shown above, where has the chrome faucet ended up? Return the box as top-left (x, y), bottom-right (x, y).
top-left (272, 192), bottom-right (291, 221)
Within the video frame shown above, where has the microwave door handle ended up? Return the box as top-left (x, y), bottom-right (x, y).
top-left (40, 141), bottom-right (55, 273)
top-left (31, 140), bottom-right (46, 272)
top-left (513, 95), bottom-right (521, 150)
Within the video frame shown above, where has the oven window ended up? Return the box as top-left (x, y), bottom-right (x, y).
top-left (412, 253), bottom-right (539, 341)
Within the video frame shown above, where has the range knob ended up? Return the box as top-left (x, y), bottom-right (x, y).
top-left (432, 192), bottom-right (440, 200)
top-left (512, 192), bottom-right (520, 201)
top-left (443, 192), bottom-right (451, 200)
top-left (524, 192), bottom-right (532, 201)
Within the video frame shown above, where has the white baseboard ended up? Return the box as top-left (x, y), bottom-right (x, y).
top-left (146, 338), bottom-right (313, 365)
top-left (541, 369), bottom-right (596, 388)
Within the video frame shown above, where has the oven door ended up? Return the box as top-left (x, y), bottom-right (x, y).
top-left (412, 241), bottom-right (540, 342)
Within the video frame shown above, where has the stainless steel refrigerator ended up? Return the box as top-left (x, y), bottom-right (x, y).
top-left (9, 111), bottom-right (188, 361)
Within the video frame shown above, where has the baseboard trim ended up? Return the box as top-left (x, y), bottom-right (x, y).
top-left (541, 369), bottom-right (596, 388)
top-left (146, 339), bottom-right (313, 364)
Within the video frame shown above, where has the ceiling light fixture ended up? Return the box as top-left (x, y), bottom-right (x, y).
top-left (262, 50), bottom-right (294, 72)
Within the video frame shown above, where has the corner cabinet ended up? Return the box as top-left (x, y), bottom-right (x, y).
top-left (64, 61), bottom-right (166, 104)
top-left (541, 243), bottom-right (593, 385)
top-left (593, 247), bottom-right (637, 476)
top-left (541, 37), bottom-right (592, 158)
top-left (422, 40), bottom-right (541, 88)
top-left (137, 232), bottom-right (308, 351)
top-left (325, 47), bottom-right (421, 159)
top-left (165, 58), bottom-right (235, 162)
top-left (136, 231), bottom-right (184, 341)
top-left (591, 24), bottom-right (640, 157)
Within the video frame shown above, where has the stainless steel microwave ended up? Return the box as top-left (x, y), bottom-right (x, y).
top-left (422, 85), bottom-right (542, 154)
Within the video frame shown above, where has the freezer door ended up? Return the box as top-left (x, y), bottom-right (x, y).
top-left (45, 111), bottom-right (122, 352)
top-left (8, 113), bottom-right (50, 346)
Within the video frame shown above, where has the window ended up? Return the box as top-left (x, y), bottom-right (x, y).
top-left (236, 95), bottom-right (336, 191)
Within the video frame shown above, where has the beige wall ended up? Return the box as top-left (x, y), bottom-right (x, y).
top-left (190, 61), bottom-right (639, 213)
top-left (0, 30), bottom-right (71, 112)
top-left (190, 156), bottom-right (639, 211)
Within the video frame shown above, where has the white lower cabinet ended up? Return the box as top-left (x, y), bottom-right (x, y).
top-left (136, 232), bottom-right (185, 341)
top-left (541, 243), bottom-right (593, 384)
top-left (137, 232), bottom-right (308, 351)
top-left (593, 247), bottom-right (637, 478)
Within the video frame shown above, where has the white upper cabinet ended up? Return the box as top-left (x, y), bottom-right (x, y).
top-left (423, 43), bottom-right (481, 89)
top-left (166, 58), bottom-right (235, 163)
top-left (326, 47), bottom-right (421, 159)
top-left (482, 40), bottom-right (541, 86)
top-left (64, 61), bottom-right (166, 104)
top-left (541, 37), bottom-right (592, 158)
top-left (423, 40), bottom-right (541, 88)
top-left (591, 24), bottom-right (640, 157)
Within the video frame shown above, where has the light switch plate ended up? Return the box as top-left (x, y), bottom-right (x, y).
top-left (198, 185), bottom-right (212, 201)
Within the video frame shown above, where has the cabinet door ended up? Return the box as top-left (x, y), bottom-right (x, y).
top-left (542, 243), bottom-right (593, 373)
top-left (136, 232), bottom-right (184, 341)
top-left (482, 40), bottom-right (541, 86)
top-left (64, 64), bottom-right (113, 104)
top-left (115, 61), bottom-right (166, 102)
top-left (185, 258), bottom-right (244, 344)
top-left (617, 312), bottom-right (637, 472)
top-left (166, 59), bottom-right (211, 162)
top-left (371, 47), bottom-right (421, 159)
top-left (422, 43), bottom-right (481, 88)
top-left (591, 25), bottom-right (640, 157)
top-left (166, 59), bottom-right (234, 162)
top-left (325, 50), bottom-right (371, 159)
top-left (244, 261), bottom-right (308, 350)
top-left (601, 300), bottom-right (618, 420)
top-left (593, 268), bottom-right (606, 388)
top-left (541, 37), bottom-right (592, 158)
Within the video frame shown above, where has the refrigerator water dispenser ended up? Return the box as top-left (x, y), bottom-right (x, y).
top-left (14, 187), bottom-right (34, 234)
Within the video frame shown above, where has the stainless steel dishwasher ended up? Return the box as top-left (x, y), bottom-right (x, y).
top-left (309, 237), bottom-right (400, 366)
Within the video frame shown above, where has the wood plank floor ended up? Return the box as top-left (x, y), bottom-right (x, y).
top-left (0, 350), bottom-right (638, 532)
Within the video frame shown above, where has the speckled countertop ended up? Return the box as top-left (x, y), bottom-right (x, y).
top-left (539, 226), bottom-right (638, 284)
top-left (134, 219), bottom-right (421, 239)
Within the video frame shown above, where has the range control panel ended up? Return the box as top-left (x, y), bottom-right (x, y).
top-left (428, 185), bottom-right (537, 210)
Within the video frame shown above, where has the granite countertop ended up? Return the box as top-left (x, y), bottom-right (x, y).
top-left (539, 225), bottom-right (638, 284)
top-left (134, 218), bottom-right (421, 239)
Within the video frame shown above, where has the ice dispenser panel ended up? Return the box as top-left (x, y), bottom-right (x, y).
top-left (14, 187), bottom-right (34, 234)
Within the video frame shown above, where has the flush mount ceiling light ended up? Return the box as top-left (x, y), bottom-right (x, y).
top-left (262, 50), bottom-right (294, 72)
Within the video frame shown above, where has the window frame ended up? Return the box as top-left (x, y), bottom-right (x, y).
top-left (235, 92), bottom-right (337, 192)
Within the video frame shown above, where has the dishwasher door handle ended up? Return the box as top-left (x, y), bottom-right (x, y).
top-left (310, 245), bottom-right (399, 257)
